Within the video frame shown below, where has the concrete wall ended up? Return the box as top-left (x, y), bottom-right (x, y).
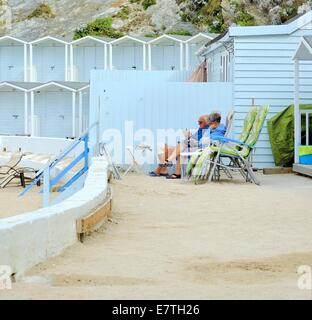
top-left (0, 157), bottom-right (108, 276)
top-left (0, 136), bottom-right (83, 156)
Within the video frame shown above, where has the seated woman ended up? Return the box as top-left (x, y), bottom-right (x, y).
top-left (149, 113), bottom-right (226, 179)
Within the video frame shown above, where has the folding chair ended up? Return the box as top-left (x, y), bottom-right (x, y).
top-left (124, 144), bottom-right (152, 176)
top-left (208, 106), bottom-right (269, 185)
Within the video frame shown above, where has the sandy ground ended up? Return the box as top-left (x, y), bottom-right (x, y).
top-left (0, 185), bottom-right (42, 219)
top-left (1, 173), bottom-right (312, 300)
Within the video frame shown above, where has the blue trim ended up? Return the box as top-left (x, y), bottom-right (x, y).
top-left (20, 132), bottom-right (90, 199)
top-left (59, 169), bottom-right (87, 192)
top-left (50, 151), bottom-right (86, 188)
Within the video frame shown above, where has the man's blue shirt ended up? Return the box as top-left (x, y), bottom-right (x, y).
top-left (191, 124), bottom-right (226, 148)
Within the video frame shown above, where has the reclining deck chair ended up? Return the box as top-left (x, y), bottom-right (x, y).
top-left (184, 109), bottom-right (235, 179)
top-left (208, 105), bottom-right (269, 185)
top-left (0, 153), bottom-right (39, 188)
top-left (0, 153), bottom-right (23, 188)
top-left (187, 106), bottom-right (257, 182)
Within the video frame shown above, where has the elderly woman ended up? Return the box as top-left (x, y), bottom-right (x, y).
top-left (149, 112), bottom-right (226, 179)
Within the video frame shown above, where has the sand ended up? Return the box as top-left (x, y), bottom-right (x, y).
top-left (1, 173), bottom-right (312, 300)
top-left (0, 185), bottom-right (42, 219)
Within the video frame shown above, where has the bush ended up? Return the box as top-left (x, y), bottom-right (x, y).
top-left (168, 30), bottom-right (192, 36)
top-left (113, 6), bottom-right (130, 20)
top-left (142, 0), bottom-right (156, 10)
top-left (27, 3), bottom-right (55, 20)
top-left (73, 17), bottom-right (124, 40)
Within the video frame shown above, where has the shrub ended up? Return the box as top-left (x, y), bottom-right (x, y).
top-left (113, 6), bottom-right (130, 20)
top-left (73, 17), bottom-right (124, 40)
top-left (142, 0), bottom-right (156, 10)
top-left (27, 3), bottom-right (55, 20)
top-left (168, 30), bottom-right (192, 36)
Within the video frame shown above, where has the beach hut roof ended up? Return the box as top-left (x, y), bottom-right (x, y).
top-left (186, 33), bottom-right (218, 44)
top-left (148, 34), bottom-right (191, 45)
top-left (110, 35), bottom-right (148, 45)
top-left (30, 36), bottom-right (68, 46)
top-left (293, 36), bottom-right (312, 61)
top-left (0, 36), bottom-right (27, 45)
top-left (0, 82), bottom-right (41, 92)
top-left (70, 36), bottom-right (111, 46)
top-left (30, 81), bottom-right (90, 92)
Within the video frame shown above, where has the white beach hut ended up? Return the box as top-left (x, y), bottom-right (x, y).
top-left (70, 36), bottom-right (110, 82)
top-left (199, 11), bottom-right (312, 168)
top-left (0, 36), bottom-right (28, 82)
top-left (29, 81), bottom-right (89, 138)
top-left (29, 36), bottom-right (69, 82)
top-left (293, 36), bottom-right (312, 177)
top-left (0, 82), bottom-right (39, 136)
top-left (185, 33), bottom-right (216, 70)
top-left (147, 34), bottom-right (191, 71)
top-left (109, 36), bottom-right (148, 70)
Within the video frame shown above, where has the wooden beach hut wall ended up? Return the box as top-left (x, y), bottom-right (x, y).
top-left (29, 36), bottom-right (69, 83)
top-left (293, 36), bottom-right (312, 176)
top-left (199, 11), bottom-right (312, 169)
top-left (0, 36), bottom-right (27, 82)
top-left (147, 35), bottom-right (190, 71)
top-left (70, 36), bottom-right (110, 82)
top-left (109, 36), bottom-right (148, 70)
top-left (29, 82), bottom-right (89, 138)
top-left (0, 82), bottom-right (39, 135)
top-left (185, 33), bottom-right (215, 71)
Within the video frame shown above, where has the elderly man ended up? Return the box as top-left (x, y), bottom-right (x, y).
top-left (149, 112), bottom-right (226, 179)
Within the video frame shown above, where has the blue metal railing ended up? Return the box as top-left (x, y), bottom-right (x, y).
top-left (20, 122), bottom-right (99, 207)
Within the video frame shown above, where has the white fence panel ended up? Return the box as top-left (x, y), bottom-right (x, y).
top-left (90, 71), bottom-right (233, 165)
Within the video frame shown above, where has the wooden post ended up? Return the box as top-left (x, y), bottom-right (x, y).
top-left (29, 44), bottom-right (33, 82)
top-left (104, 44), bottom-right (108, 71)
top-left (148, 44), bottom-right (152, 71)
top-left (143, 44), bottom-right (147, 71)
top-left (109, 44), bottom-right (113, 70)
top-left (72, 91), bottom-right (76, 138)
top-left (185, 42), bottom-right (190, 71)
top-left (30, 91), bottom-right (35, 136)
top-left (24, 91), bottom-right (28, 135)
top-left (65, 44), bottom-right (68, 81)
top-left (294, 59), bottom-right (300, 164)
top-left (79, 91), bottom-right (83, 135)
top-left (70, 44), bottom-right (74, 81)
top-left (43, 166), bottom-right (50, 207)
top-left (180, 42), bottom-right (184, 70)
top-left (24, 43), bottom-right (28, 81)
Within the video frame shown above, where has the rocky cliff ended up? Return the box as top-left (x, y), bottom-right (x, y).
top-left (0, 0), bottom-right (311, 41)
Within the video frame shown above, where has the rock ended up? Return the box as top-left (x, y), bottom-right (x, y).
top-left (112, 18), bottom-right (125, 29)
top-left (147, 0), bottom-right (181, 32)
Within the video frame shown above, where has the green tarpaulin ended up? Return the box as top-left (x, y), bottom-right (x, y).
top-left (267, 104), bottom-right (312, 167)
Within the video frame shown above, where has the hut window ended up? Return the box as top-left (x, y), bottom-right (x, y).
top-left (207, 59), bottom-right (212, 82)
top-left (220, 53), bottom-right (230, 82)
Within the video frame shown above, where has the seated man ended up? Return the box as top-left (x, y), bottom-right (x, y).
top-left (149, 113), bottom-right (226, 179)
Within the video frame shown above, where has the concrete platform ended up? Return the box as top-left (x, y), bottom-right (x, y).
top-left (293, 164), bottom-right (312, 177)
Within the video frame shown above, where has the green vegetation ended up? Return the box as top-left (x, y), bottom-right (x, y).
top-left (231, 1), bottom-right (255, 27)
top-left (73, 17), bottom-right (124, 40)
top-left (142, 0), bottom-right (156, 10)
top-left (27, 3), bottom-right (55, 20)
top-left (177, 0), bottom-right (311, 33)
top-left (113, 6), bottom-right (130, 20)
top-left (168, 30), bottom-right (192, 36)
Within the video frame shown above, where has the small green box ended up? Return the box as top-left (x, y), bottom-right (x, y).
top-left (299, 146), bottom-right (312, 164)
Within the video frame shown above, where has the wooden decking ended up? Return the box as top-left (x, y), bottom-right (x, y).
top-left (293, 164), bottom-right (312, 177)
